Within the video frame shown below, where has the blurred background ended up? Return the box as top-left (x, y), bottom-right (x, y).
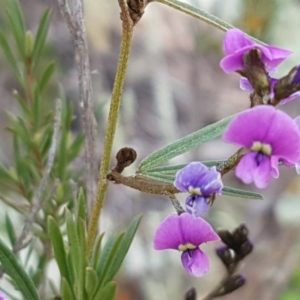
top-left (1, 0), bottom-right (300, 299)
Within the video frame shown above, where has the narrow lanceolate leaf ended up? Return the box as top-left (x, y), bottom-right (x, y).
top-left (61, 278), bottom-right (76, 300)
top-left (32, 8), bottom-right (51, 69)
top-left (0, 238), bottom-right (39, 300)
top-left (91, 281), bottom-right (117, 300)
top-left (47, 217), bottom-right (73, 286)
top-left (222, 187), bottom-right (264, 200)
top-left (66, 209), bottom-right (85, 300)
top-left (5, 214), bottom-right (16, 247)
top-left (104, 214), bottom-right (142, 284)
top-left (39, 61), bottom-right (56, 93)
top-left (154, 0), bottom-right (266, 45)
top-left (0, 32), bottom-right (22, 82)
top-left (138, 115), bottom-right (235, 171)
top-left (85, 268), bottom-right (98, 299)
top-left (143, 160), bottom-right (225, 175)
top-left (91, 233), bottom-right (105, 270)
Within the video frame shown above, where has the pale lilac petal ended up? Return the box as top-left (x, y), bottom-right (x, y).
top-left (264, 46), bottom-right (292, 68)
top-left (263, 109), bottom-right (300, 164)
top-left (179, 213), bottom-right (220, 246)
top-left (280, 91), bottom-right (300, 105)
top-left (223, 29), bottom-right (253, 55)
top-left (201, 166), bottom-right (223, 195)
top-left (174, 163), bottom-right (223, 195)
top-left (0, 292), bottom-right (5, 300)
top-left (174, 162), bottom-right (207, 192)
top-left (271, 156), bottom-right (280, 178)
top-left (223, 106), bottom-right (277, 148)
top-left (153, 214), bottom-right (182, 250)
top-left (236, 152), bottom-right (272, 188)
top-left (253, 155), bottom-right (272, 188)
top-left (240, 77), bottom-right (254, 92)
top-left (186, 195), bottom-right (210, 217)
top-left (181, 248), bottom-right (209, 277)
top-left (295, 163), bottom-right (300, 174)
top-left (236, 152), bottom-right (258, 184)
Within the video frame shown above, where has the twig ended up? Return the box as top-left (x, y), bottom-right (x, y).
top-left (57, 0), bottom-right (96, 219)
top-left (86, 0), bottom-right (135, 256)
top-left (13, 99), bottom-right (62, 253)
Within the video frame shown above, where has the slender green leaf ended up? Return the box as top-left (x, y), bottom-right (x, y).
top-left (0, 238), bottom-right (39, 300)
top-left (32, 8), bottom-right (51, 69)
top-left (66, 209), bottom-right (85, 300)
top-left (222, 187), bottom-right (263, 200)
top-left (32, 87), bottom-right (40, 130)
top-left (138, 114), bottom-right (235, 170)
top-left (0, 31), bottom-right (22, 81)
top-left (85, 267), bottom-right (98, 299)
top-left (91, 281), bottom-right (117, 300)
top-left (48, 216), bottom-right (73, 286)
top-left (76, 188), bottom-right (87, 223)
top-left (5, 213), bottom-right (16, 247)
top-left (143, 160), bottom-right (225, 175)
top-left (96, 234), bottom-right (124, 288)
top-left (39, 61), bottom-right (56, 93)
top-left (155, 0), bottom-right (265, 45)
top-left (91, 233), bottom-right (105, 270)
top-left (139, 172), bottom-right (174, 184)
top-left (67, 134), bottom-right (84, 163)
top-left (61, 278), bottom-right (76, 300)
top-left (105, 215), bottom-right (142, 284)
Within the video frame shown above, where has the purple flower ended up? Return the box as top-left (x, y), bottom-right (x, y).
top-left (220, 29), bottom-right (292, 74)
top-left (174, 162), bottom-right (223, 217)
top-left (240, 77), bottom-right (300, 104)
top-left (153, 213), bottom-right (220, 277)
top-left (294, 116), bottom-right (300, 174)
top-left (0, 291), bottom-right (5, 300)
top-left (223, 106), bottom-right (300, 188)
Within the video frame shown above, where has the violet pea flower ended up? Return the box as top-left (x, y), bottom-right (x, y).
top-left (153, 213), bottom-right (220, 277)
top-left (223, 106), bottom-right (300, 188)
top-left (174, 162), bottom-right (223, 217)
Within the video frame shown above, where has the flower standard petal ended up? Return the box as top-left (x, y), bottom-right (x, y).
top-left (179, 213), bottom-right (220, 246)
top-left (153, 214), bottom-right (183, 250)
top-left (181, 248), bottom-right (209, 277)
top-left (174, 162), bottom-right (208, 192)
top-left (200, 166), bottom-right (223, 195)
top-left (223, 106), bottom-right (277, 148)
top-left (263, 109), bottom-right (300, 164)
top-left (265, 46), bottom-right (292, 68)
top-left (223, 29), bottom-right (254, 55)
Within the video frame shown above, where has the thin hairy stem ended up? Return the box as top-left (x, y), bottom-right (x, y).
top-left (86, 0), bottom-right (134, 255)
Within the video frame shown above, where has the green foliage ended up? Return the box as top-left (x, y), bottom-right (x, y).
top-left (0, 238), bottom-right (39, 300)
top-left (138, 114), bottom-right (235, 171)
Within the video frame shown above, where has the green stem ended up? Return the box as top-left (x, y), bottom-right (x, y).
top-left (153, 0), bottom-right (266, 45)
top-left (86, 13), bottom-right (134, 255)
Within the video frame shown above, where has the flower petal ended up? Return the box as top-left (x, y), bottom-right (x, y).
top-left (253, 155), bottom-right (272, 188)
top-left (223, 29), bottom-right (253, 55)
top-left (240, 77), bottom-right (254, 92)
top-left (153, 214), bottom-right (183, 250)
top-left (263, 109), bottom-right (300, 164)
top-left (174, 162), bottom-right (223, 195)
top-left (181, 248), bottom-right (209, 277)
top-left (223, 106), bottom-right (277, 148)
top-left (280, 91), bottom-right (300, 105)
top-left (185, 195), bottom-right (210, 217)
top-left (179, 213), bottom-right (220, 246)
top-left (264, 46), bottom-right (292, 68)
top-left (236, 152), bottom-right (272, 188)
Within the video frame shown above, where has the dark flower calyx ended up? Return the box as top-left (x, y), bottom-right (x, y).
top-left (232, 224), bottom-right (249, 244)
top-left (239, 49), bottom-right (270, 99)
top-left (223, 274), bottom-right (246, 293)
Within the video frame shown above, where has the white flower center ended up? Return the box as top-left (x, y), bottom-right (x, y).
top-left (178, 243), bottom-right (197, 252)
top-left (251, 141), bottom-right (272, 156)
top-left (188, 186), bottom-right (202, 195)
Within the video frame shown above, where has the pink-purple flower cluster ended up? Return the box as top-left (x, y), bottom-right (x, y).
top-left (220, 29), bottom-right (300, 104)
top-left (153, 28), bottom-right (300, 281)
